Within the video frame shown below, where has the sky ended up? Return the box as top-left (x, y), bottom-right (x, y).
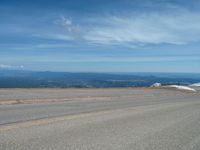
top-left (0, 0), bottom-right (200, 73)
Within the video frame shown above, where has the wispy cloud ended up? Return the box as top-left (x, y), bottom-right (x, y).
top-left (3, 1), bottom-right (200, 48)
top-left (56, 9), bottom-right (200, 46)
top-left (55, 16), bottom-right (85, 40)
top-left (88, 11), bottom-right (200, 45)
top-left (33, 33), bottom-right (73, 41)
top-left (57, 16), bottom-right (73, 32)
top-left (38, 56), bottom-right (200, 63)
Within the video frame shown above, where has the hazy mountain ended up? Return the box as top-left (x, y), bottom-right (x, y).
top-left (0, 70), bottom-right (200, 88)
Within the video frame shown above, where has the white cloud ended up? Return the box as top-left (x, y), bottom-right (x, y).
top-left (0, 64), bottom-right (12, 69)
top-left (0, 64), bottom-right (24, 69)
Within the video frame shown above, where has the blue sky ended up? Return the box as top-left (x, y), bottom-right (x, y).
top-left (0, 0), bottom-right (200, 73)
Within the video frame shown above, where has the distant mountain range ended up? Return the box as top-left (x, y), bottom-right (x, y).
top-left (0, 70), bottom-right (200, 88)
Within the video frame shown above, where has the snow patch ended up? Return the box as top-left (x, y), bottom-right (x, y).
top-left (166, 85), bottom-right (196, 92)
top-left (190, 82), bottom-right (200, 87)
top-left (151, 83), bottom-right (162, 87)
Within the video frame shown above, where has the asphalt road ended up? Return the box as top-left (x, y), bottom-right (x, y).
top-left (0, 88), bottom-right (200, 150)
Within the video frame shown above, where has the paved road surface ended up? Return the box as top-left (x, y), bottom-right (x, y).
top-left (0, 88), bottom-right (200, 150)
